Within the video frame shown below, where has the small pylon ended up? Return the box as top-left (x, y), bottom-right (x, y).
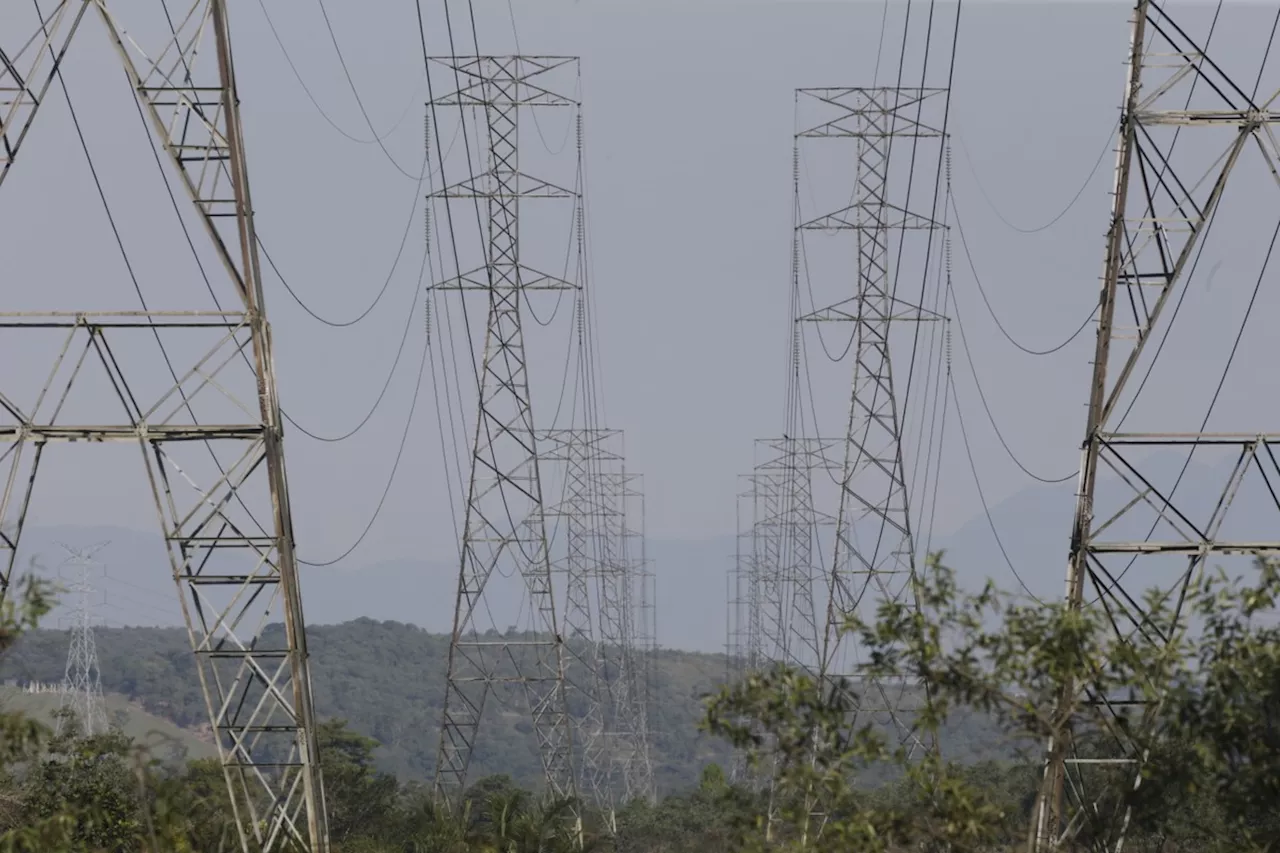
top-left (55, 544), bottom-right (108, 738)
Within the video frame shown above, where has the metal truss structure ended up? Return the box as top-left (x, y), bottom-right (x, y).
top-left (796, 87), bottom-right (947, 756)
top-left (428, 56), bottom-right (581, 805)
top-left (619, 470), bottom-right (657, 805)
top-left (728, 477), bottom-right (765, 687)
top-left (726, 437), bottom-right (837, 791)
top-left (0, 4), bottom-right (328, 851)
top-left (540, 429), bottom-right (655, 815)
top-left (625, 474), bottom-right (658, 804)
top-left (750, 437), bottom-right (839, 675)
top-left (599, 455), bottom-right (657, 805)
top-left (1031, 2), bottom-right (1280, 848)
top-left (726, 474), bottom-right (767, 788)
top-left (56, 544), bottom-right (108, 738)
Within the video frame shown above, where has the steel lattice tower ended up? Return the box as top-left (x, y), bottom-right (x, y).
top-left (727, 473), bottom-right (771, 788)
top-left (541, 428), bottom-right (656, 814)
top-left (428, 56), bottom-right (581, 804)
top-left (753, 437), bottom-right (838, 675)
top-left (55, 545), bottom-right (108, 738)
top-left (0, 4), bottom-right (327, 851)
top-left (1031, 2), bottom-right (1280, 848)
top-left (796, 87), bottom-right (947, 755)
top-left (541, 428), bottom-right (609, 809)
top-left (625, 472), bottom-right (658, 803)
top-left (726, 438), bottom-right (837, 793)
top-left (729, 474), bottom-right (769, 682)
top-left (591, 442), bottom-right (655, 806)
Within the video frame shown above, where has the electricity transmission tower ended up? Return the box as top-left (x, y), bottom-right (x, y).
top-left (728, 475), bottom-right (767, 687)
top-left (428, 56), bottom-right (582, 804)
top-left (797, 87), bottom-right (947, 755)
top-left (0, 4), bottom-right (328, 852)
top-left (748, 437), bottom-right (837, 675)
top-left (541, 429), bottom-right (612, 809)
top-left (625, 473), bottom-right (658, 804)
top-left (726, 437), bottom-right (835, 791)
top-left (56, 544), bottom-right (108, 738)
top-left (1031, 2), bottom-right (1280, 848)
top-left (540, 428), bottom-right (654, 812)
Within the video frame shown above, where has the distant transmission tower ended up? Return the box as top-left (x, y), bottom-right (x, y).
top-left (626, 473), bottom-right (658, 803)
top-left (728, 474), bottom-right (767, 686)
top-left (726, 437), bottom-right (836, 795)
top-left (541, 429), bottom-right (614, 812)
top-left (616, 465), bottom-right (656, 803)
top-left (0, 5), bottom-right (328, 851)
top-left (428, 56), bottom-right (582, 804)
top-left (592, 437), bottom-right (655, 806)
top-left (55, 545), bottom-right (108, 738)
top-left (542, 429), bottom-right (655, 814)
top-left (1031, 1), bottom-right (1280, 848)
top-left (751, 437), bottom-right (837, 676)
top-left (797, 87), bottom-right (948, 755)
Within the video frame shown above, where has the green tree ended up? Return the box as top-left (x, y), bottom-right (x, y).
top-left (705, 553), bottom-right (1280, 853)
top-left (10, 712), bottom-right (142, 852)
top-left (139, 757), bottom-right (239, 853)
top-left (615, 763), bottom-right (760, 853)
top-left (317, 718), bottom-right (401, 849)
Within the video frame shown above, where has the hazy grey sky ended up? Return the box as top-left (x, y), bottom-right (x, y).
top-left (5, 0), bottom-right (1279, 644)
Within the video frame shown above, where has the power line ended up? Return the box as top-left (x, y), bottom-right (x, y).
top-left (947, 264), bottom-right (1080, 484)
top-left (949, 189), bottom-right (1098, 357)
top-left (297, 292), bottom-right (431, 568)
top-left (313, 0), bottom-right (435, 179)
top-left (946, 370), bottom-right (1045, 604)
top-left (142, 2), bottom-right (434, 467)
top-left (296, 220), bottom-right (435, 565)
top-left (280, 246), bottom-right (425, 443)
top-left (254, 0), bottom-right (422, 149)
top-left (257, 141), bottom-right (427, 329)
top-left (953, 120), bottom-right (1117, 235)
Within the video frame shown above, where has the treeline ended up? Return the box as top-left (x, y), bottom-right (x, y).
top-left (0, 707), bottom-right (767, 853)
top-left (1, 552), bottom-right (1278, 851)
top-left (0, 618), bottom-right (1011, 793)
top-left (0, 710), bottom-right (1267, 852)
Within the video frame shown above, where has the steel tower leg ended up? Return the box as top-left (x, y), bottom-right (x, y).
top-left (0, 3), bottom-right (329, 851)
top-left (1030, 1), bottom-right (1280, 848)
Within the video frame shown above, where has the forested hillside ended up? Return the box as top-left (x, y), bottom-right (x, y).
top-left (0, 619), bottom-right (1015, 793)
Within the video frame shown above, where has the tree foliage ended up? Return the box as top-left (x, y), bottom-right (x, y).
top-left (704, 553), bottom-right (1280, 852)
top-left (0, 555), bottom-right (1277, 851)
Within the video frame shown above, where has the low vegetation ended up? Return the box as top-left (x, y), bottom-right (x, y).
top-left (0, 553), bottom-right (1275, 851)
